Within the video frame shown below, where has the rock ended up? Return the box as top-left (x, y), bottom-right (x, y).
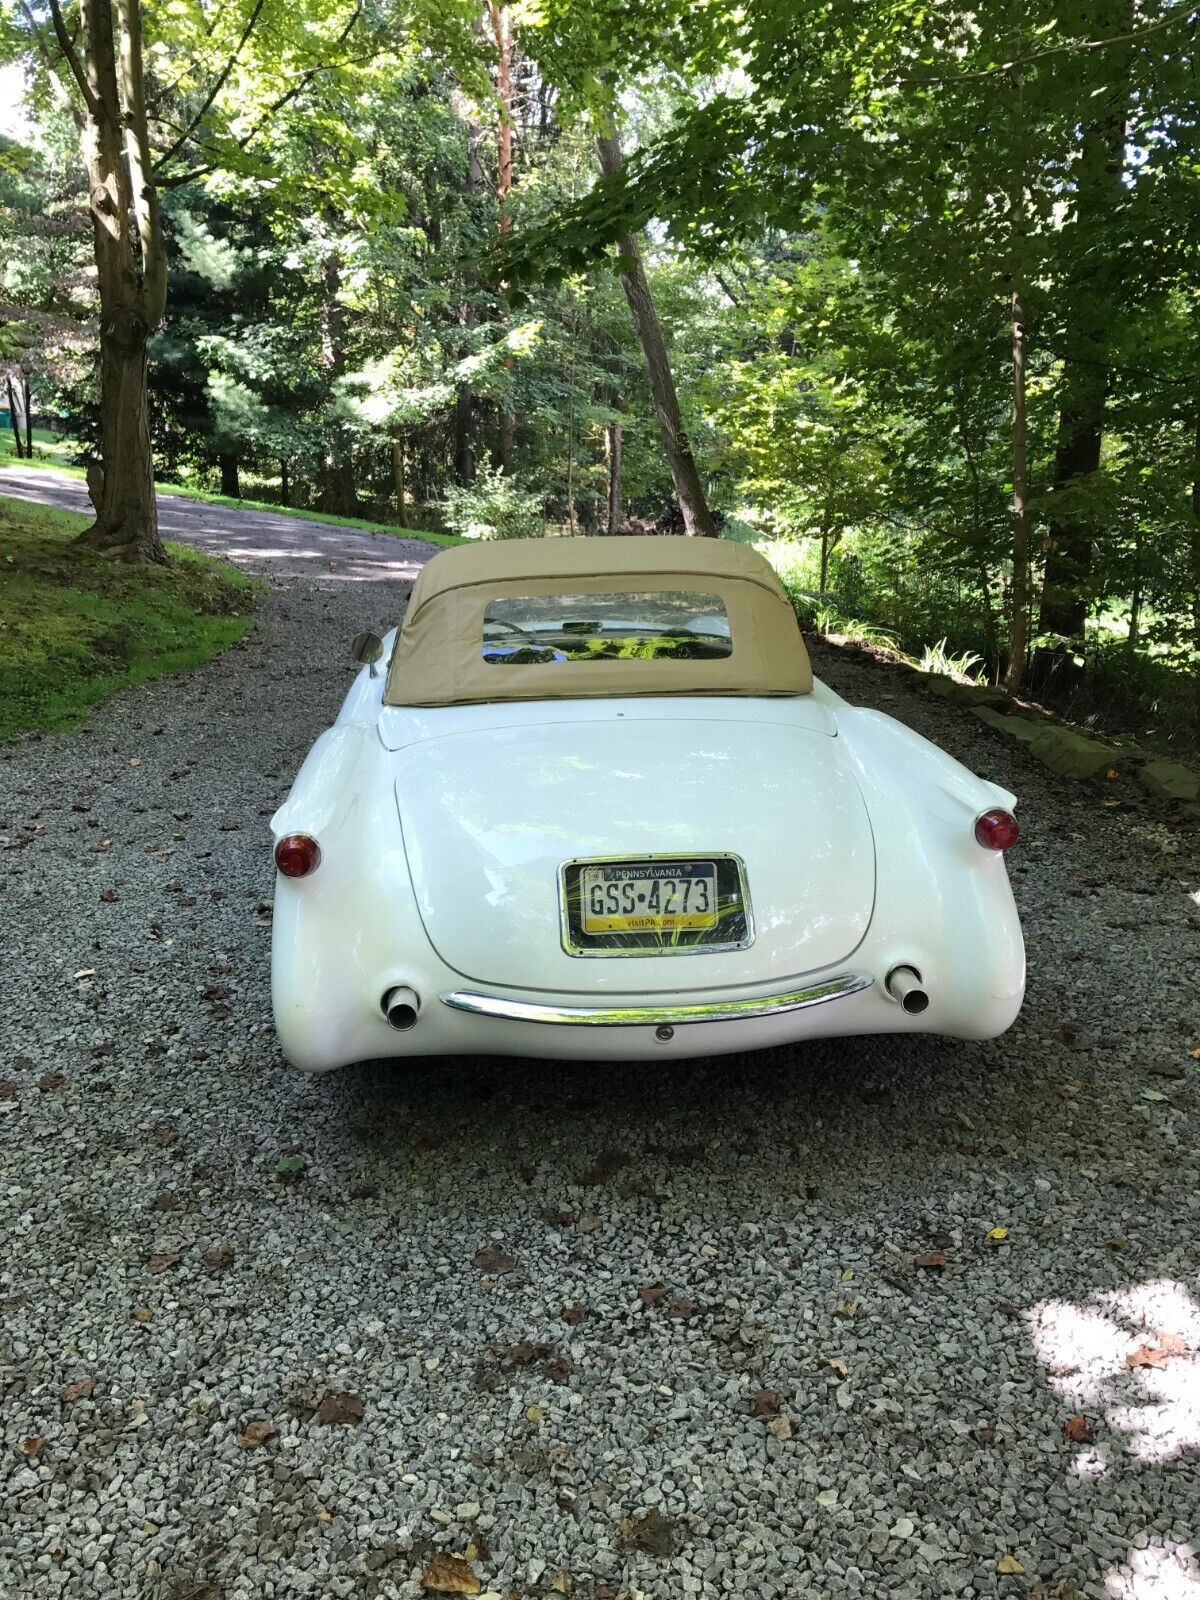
top-left (1136, 759), bottom-right (1200, 803)
top-left (1027, 725), bottom-right (1120, 779)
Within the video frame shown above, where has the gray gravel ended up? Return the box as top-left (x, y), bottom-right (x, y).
top-left (2, 471), bottom-right (1199, 1600)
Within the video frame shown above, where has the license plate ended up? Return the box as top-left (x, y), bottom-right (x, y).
top-left (580, 860), bottom-right (718, 934)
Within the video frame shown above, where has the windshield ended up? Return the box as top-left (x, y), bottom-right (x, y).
top-left (482, 590), bottom-right (732, 665)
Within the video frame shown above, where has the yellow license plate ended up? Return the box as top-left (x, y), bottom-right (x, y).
top-left (580, 861), bottom-right (718, 934)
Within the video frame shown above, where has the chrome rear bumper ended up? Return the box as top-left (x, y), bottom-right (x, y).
top-left (439, 973), bottom-right (873, 1027)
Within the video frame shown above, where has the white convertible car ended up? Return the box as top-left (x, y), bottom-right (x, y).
top-left (270, 536), bottom-right (1024, 1072)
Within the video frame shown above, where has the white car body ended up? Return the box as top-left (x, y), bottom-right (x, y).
top-left (270, 541), bottom-right (1024, 1072)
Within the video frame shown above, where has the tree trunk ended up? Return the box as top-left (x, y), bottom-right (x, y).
top-left (392, 437), bottom-right (407, 524)
top-left (489, 1), bottom-right (516, 474)
top-left (6, 375), bottom-right (25, 458)
top-left (219, 453), bottom-right (240, 498)
top-left (606, 421), bottom-right (622, 533)
top-left (279, 458), bottom-right (290, 507)
top-left (1035, 0), bottom-right (1133, 680)
top-left (66, 0), bottom-right (167, 562)
top-left (22, 372), bottom-right (32, 458)
top-left (453, 384), bottom-right (475, 485)
top-left (1192, 404), bottom-right (1200, 659)
top-left (595, 128), bottom-right (716, 537)
top-left (84, 320), bottom-right (164, 562)
top-left (1004, 285), bottom-right (1031, 696)
top-left (317, 241), bottom-right (359, 517)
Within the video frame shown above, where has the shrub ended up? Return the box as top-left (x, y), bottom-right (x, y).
top-left (440, 463), bottom-right (545, 541)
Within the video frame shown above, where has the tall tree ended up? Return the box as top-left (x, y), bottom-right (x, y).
top-left (595, 124), bottom-right (715, 535)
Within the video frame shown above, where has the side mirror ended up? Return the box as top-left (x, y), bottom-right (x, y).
top-left (350, 630), bottom-right (385, 677)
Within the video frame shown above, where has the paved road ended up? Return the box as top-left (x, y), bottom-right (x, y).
top-left (0, 464), bottom-right (441, 586)
top-left (1, 469), bottom-right (1198, 1600)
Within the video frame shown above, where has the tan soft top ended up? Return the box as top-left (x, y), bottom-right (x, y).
top-left (386, 535), bottom-right (812, 707)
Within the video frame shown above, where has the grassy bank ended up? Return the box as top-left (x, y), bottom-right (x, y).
top-left (0, 494), bottom-right (263, 741)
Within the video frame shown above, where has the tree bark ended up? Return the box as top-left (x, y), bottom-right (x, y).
top-left (6, 375), bottom-right (25, 458)
top-left (595, 127), bottom-right (716, 537)
top-left (318, 239), bottom-right (359, 516)
top-left (22, 372), bottom-right (32, 458)
top-left (71, 0), bottom-right (168, 562)
top-left (489, 2), bottom-right (516, 475)
top-left (392, 437), bottom-right (407, 524)
top-left (1004, 285), bottom-right (1031, 696)
top-left (279, 458), bottom-right (290, 507)
top-left (219, 453), bottom-right (240, 498)
top-left (605, 421), bottom-right (622, 533)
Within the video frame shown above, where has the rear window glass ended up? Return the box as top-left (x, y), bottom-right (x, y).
top-left (482, 591), bottom-right (732, 665)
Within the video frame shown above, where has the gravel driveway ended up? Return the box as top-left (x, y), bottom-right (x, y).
top-left (2, 472), bottom-right (1199, 1600)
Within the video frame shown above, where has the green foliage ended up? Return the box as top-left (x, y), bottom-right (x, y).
top-left (441, 463), bottom-right (546, 541)
top-left (0, 495), bottom-right (262, 740)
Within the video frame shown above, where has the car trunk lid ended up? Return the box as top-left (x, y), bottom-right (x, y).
top-left (394, 713), bottom-right (875, 993)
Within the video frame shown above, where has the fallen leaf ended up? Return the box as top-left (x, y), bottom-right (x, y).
top-left (203, 1244), bottom-right (236, 1274)
top-left (1127, 1332), bottom-right (1189, 1369)
top-left (750, 1387), bottom-right (782, 1417)
top-left (1149, 1062), bottom-right (1186, 1080)
top-left (997, 1555), bottom-right (1025, 1575)
top-left (666, 1297), bottom-right (698, 1318)
top-left (37, 1073), bottom-right (66, 1093)
top-left (525, 1405), bottom-right (545, 1423)
top-left (1058, 1080), bottom-right (1085, 1098)
top-left (987, 1227), bottom-right (1009, 1242)
top-left (420, 1553), bottom-right (482, 1595)
top-left (615, 1508), bottom-right (680, 1557)
top-left (236, 1419), bottom-right (277, 1450)
top-left (767, 1414), bottom-right (793, 1440)
top-left (146, 1250), bottom-right (182, 1274)
top-left (150, 1121), bottom-right (177, 1147)
top-left (60, 1378), bottom-right (94, 1404)
top-left (315, 1391), bottom-right (364, 1426)
top-left (129, 1305), bottom-right (154, 1324)
top-left (562, 1304), bottom-right (587, 1325)
top-left (1104, 1236), bottom-right (1129, 1252)
top-left (73, 968), bottom-right (95, 979)
top-left (826, 1357), bottom-right (850, 1379)
top-left (1141, 1088), bottom-right (1167, 1102)
top-left (834, 1299), bottom-right (858, 1319)
top-left (1188, 1045), bottom-right (1200, 1060)
top-left (274, 1153), bottom-right (308, 1183)
top-left (129, 757), bottom-right (142, 766)
top-left (19, 1436), bottom-right (45, 1459)
top-left (576, 1148), bottom-right (627, 1186)
top-left (915, 1252), bottom-right (947, 1270)
top-left (0, 1081), bottom-right (18, 1101)
top-left (550, 1574), bottom-right (572, 1596)
top-left (473, 1243), bottom-right (516, 1274)
top-left (976, 1425), bottom-right (997, 1444)
top-left (543, 1208), bottom-right (574, 1227)
top-left (543, 1356), bottom-right (572, 1385)
top-left (638, 1283), bottom-right (668, 1306)
top-left (1064, 1415), bottom-right (1093, 1443)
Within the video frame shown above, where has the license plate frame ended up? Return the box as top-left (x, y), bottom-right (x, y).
top-left (560, 853), bottom-right (753, 958)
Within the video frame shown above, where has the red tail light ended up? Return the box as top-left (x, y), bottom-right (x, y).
top-left (974, 808), bottom-right (1020, 851)
top-left (274, 833), bottom-right (321, 877)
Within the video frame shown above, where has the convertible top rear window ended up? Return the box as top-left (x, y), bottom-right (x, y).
top-left (386, 535), bottom-right (812, 706)
top-left (482, 592), bottom-right (733, 666)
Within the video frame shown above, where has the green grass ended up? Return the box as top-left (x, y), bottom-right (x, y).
top-left (0, 493), bottom-right (264, 741)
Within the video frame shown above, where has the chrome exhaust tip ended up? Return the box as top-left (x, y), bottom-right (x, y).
top-left (885, 965), bottom-right (929, 1016)
top-left (382, 986), bottom-right (420, 1031)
